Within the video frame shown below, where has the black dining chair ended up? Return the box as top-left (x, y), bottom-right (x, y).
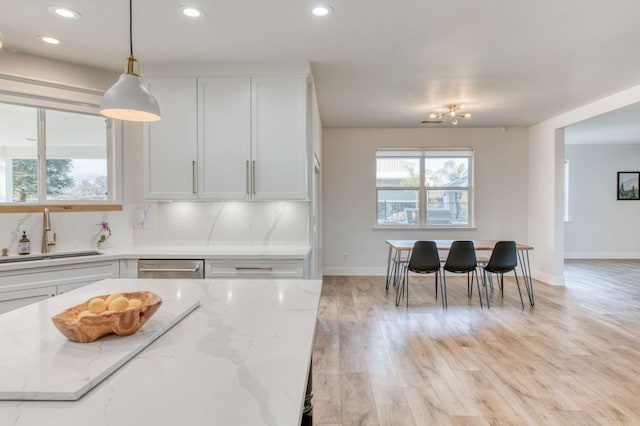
top-left (442, 240), bottom-right (486, 308)
top-left (396, 241), bottom-right (442, 308)
top-left (481, 241), bottom-right (524, 308)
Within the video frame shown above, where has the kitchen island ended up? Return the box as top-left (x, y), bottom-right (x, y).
top-left (0, 277), bottom-right (322, 426)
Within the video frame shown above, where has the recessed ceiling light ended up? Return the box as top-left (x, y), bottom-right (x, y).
top-left (39, 35), bottom-right (62, 45)
top-left (48, 6), bottom-right (81, 19)
top-left (178, 6), bottom-right (204, 18)
top-left (311, 5), bottom-right (333, 17)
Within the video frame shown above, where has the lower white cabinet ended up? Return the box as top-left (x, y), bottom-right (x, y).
top-left (121, 257), bottom-right (306, 279)
top-left (0, 286), bottom-right (57, 315)
top-left (0, 260), bottom-right (120, 314)
top-left (206, 259), bottom-right (304, 279)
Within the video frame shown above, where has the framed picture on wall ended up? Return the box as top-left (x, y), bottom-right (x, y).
top-left (617, 172), bottom-right (640, 200)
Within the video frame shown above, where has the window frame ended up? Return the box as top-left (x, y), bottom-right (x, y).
top-left (0, 85), bottom-right (122, 211)
top-left (563, 159), bottom-right (570, 222)
top-left (375, 148), bottom-right (474, 229)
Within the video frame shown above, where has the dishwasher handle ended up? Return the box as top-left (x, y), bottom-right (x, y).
top-left (139, 267), bottom-right (200, 273)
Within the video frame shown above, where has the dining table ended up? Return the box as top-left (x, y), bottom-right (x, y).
top-left (385, 240), bottom-right (535, 306)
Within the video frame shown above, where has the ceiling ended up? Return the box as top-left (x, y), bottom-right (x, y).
top-left (2, 0), bottom-right (640, 128)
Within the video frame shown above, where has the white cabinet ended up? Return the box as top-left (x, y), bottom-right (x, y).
top-left (198, 77), bottom-right (252, 199)
top-left (251, 76), bottom-right (308, 200)
top-left (144, 75), bottom-right (308, 201)
top-left (144, 78), bottom-right (198, 200)
top-left (0, 260), bottom-right (120, 314)
top-left (0, 286), bottom-right (57, 314)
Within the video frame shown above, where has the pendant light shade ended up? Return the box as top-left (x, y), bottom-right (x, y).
top-left (100, 0), bottom-right (161, 122)
top-left (101, 56), bottom-right (160, 121)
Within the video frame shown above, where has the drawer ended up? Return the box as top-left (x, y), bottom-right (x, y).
top-left (0, 261), bottom-right (119, 294)
top-left (0, 286), bottom-right (57, 314)
top-left (206, 259), bottom-right (303, 279)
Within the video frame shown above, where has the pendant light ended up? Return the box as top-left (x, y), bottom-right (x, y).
top-left (100, 0), bottom-right (161, 122)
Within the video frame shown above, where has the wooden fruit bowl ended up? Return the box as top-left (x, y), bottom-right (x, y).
top-left (51, 291), bottom-right (162, 343)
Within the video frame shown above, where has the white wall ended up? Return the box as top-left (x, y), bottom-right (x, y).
top-left (0, 50), bottom-right (115, 92)
top-left (528, 83), bottom-right (640, 285)
top-left (322, 127), bottom-right (529, 275)
top-left (565, 143), bottom-right (640, 258)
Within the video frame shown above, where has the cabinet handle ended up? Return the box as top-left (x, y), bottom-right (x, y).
top-left (252, 160), bottom-right (256, 194)
top-left (235, 266), bottom-right (273, 271)
top-left (246, 160), bottom-right (250, 194)
top-left (139, 267), bottom-right (200, 273)
top-left (192, 160), bottom-right (196, 194)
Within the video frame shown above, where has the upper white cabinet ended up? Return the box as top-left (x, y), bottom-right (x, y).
top-left (251, 76), bottom-right (308, 199)
top-left (198, 77), bottom-right (252, 199)
top-left (144, 75), bottom-right (308, 201)
top-left (144, 78), bottom-right (198, 200)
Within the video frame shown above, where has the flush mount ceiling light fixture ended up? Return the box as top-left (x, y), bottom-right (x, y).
top-left (427, 104), bottom-right (471, 125)
top-left (100, 0), bottom-right (161, 122)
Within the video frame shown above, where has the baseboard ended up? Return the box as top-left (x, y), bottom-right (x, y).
top-left (564, 252), bottom-right (640, 259)
top-left (532, 269), bottom-right (564, 286)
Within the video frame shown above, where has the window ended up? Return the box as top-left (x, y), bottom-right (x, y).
top-left (376, 148), bottom-right (473, 227)
top-left (0, 102), bottom-right (114, 204)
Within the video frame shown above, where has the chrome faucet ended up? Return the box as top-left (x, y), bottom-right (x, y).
top-left (42, 208), bottom-right (56, 253)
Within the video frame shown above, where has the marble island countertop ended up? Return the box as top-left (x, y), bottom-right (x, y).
top-left (0, 277), bottom-right (322, 425)
top-left (0, 244), bottom-right (311, 272)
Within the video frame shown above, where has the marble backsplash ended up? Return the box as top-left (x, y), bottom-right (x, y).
top-left (0, 210), bottom-right (131, 256)
top-left (0, 201), bottom-right (309, 255)
top-left (133, 201), bottom-right (309, 246)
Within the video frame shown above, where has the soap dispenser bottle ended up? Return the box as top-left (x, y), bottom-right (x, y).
top-left (19, 231), bottom-right (30, 255)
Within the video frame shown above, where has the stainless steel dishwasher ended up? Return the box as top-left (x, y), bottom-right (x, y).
top-left (137, 259), bottom-right (204, 279)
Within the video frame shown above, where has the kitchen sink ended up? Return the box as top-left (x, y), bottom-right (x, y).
top-left (0, 250), bottom-right (102, 264)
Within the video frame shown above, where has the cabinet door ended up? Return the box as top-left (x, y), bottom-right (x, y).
top-left (198, 77), bottom-right (252, 199)
top-left (251, 76), bottom-right (308, 200)
top-left (0, 286), bottom-right (56, 314)
top-left (144, 78), bottom-right (198, 200)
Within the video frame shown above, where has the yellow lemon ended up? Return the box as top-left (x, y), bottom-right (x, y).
top-left (77, 310), bottom-right (95, 319)
top-left (105, 293), bottom-right (123, 306)
top-left (128, 298), bottom-right (143, 309)
top-left (108, 296), bottom-right (130, 312)
top-left (88, 298), bottom-right (107, 314)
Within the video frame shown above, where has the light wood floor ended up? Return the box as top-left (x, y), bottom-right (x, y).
top-left (312, 260), bottom-right (640, 425)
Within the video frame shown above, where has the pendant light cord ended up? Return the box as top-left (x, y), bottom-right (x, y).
top-left (129, 0), bottom-right (133, 56)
